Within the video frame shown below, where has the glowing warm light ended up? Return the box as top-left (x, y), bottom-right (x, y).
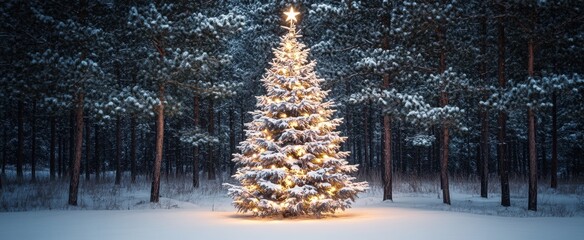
top-left (224, 5), bottom-right (369, 217)
top-left (295, 146), bottom-right (305, 156)
top-left (284, 7), bottom-right (300, 23)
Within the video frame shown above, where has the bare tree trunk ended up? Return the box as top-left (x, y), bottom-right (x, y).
top-left (479, 7), bottom-right (489, 198)
top-left (47, 116), bottom-right (55, 180)
top-left (150, 84), bottom-right (165, 203)
top-left (68, 92), bottom-right (84, 206)
top-left (541, 116), bottom-right (547, 179)
top-left (229, 104), bottom-right (236, 175)
top-left (528, 108), bottom-right (537, 211)
top-left (115, 117), bottom-right (122, 185)
top-left (175, 130), bottom-right (182, 177)
top-left (497, 0), bottom-right (510, 207)
top-left (382, 73), bottom-right (392, 201)
top-left (527, 37), bottom-right (537, 211)
top-left (85, 118), bottom-right (90, 181)
top-left (3, 121), bottom-right (8, 175)
top-left (207, 99), bottom-right (216, 180)
top-left (437, 21), bottom-right (450, 205)
top-left (363, 101), bottom-right (370, 173)
top-left (416, 147), bottom-right (421, 176)
top-left (31, 100), bottom-right (37, 182)
top-left (193, 96), bottom-right (200, 188)
top-left (480, 109), bottom-right (489, 198)
top-left (94, 124), bottom-right (100, 181)
top-left (441, 123), bottom-right (451, 204)
top-left (551, 92), bottom-right (558, 188)
top-left (398, 123), bottom-right (404, 174)
top-left (368, 106), bottom-right (374, 172)
top-left (59, 131), bottom-right (63, 178)
top-left (131, 116), bottom-right (137, 183)
top-left (16, 99), bottom-right (24, 181)
top-left (68, 111), bottom-right (74, 178)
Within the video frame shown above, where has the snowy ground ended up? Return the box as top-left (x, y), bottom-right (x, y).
top-left (1, 168), bottom-right (584, 239)
top-left (1, 205), bottom-right (583, 240)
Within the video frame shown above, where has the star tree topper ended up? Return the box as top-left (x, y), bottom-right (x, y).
top-left (284, 7), bottom-right (300, 23)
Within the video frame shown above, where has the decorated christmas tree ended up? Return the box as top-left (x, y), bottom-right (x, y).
top-left (224, 7), bottom-right (368, 217)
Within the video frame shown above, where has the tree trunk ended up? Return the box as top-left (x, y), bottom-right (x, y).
top-left (115, 117), bottom-right (122, 185)
top-left (150, 84), bottom-right (165, 203)
top-left (68, 110), bottom-right (74, 178)
top-left (31, 100), bottom-right (37, 182)
top-left (437, 21), bottom-right (450, 205)
top-left (441, 123), bottom-right (451, 205)
top-left (382, 72), bottom-right (392, 201)
top-left (527, 37), bottom-right (537, 211)
top-left (59, 131), bottom-right (63, 178)
top-left (193, 96), bottom-right (200, 188)
top-left (416, 147), bottom-right (421, 176)
top-left (528, 108), bottom-right (537, 211)
top-left (368, 105), bottom-right (374, 171)
top-left (480, 109), bottom-right (489, 198)
top-left (363, 101), bottom-right (370, 173)
top-left (3, 122), bottom-right (8, 175)
top-left (479, 6), bottom-right (489, 198)
top-left (49, 116), bottom-right (56, 180)
top-left (94, 124), bottom-right (100, 181)
top-left (497, 0), bottom-right (510, 207)
top-left (551, 92), bottom-right (558, 188)
top-left (229, 104), bottom-right (236, 175)
top-left (131, 116), bottom-right (137, 183)
top-left (16, 99), bottom-right (24, 181)
top-left (84, 118), bottom-right (90, 181)
top-left (175, 131), bottom-right (182, 177)
top-left (68, 92), bottom-right (84, 206)
top-left (207, 99), bottom-right (216, 180)
top-left (398, 123), bottom-right (404, 174)
top-left (541, 116), bottom-right (547, 179)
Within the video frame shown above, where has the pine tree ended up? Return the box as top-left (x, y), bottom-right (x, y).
top-left (225, 7), bottom-right (368, 217)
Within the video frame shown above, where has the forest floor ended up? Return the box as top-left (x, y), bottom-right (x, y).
top-left (1, 168), bottom-right (584, 240)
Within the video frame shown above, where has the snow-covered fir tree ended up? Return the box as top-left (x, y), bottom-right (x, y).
top-left (225, 7), bottom-right (368, 217)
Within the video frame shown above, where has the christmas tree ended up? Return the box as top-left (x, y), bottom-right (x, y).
top-left (224, 7), bottom-right (368, 217)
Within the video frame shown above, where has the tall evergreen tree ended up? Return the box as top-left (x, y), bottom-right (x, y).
top-left (225, 7), bottom-right (367, 217)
